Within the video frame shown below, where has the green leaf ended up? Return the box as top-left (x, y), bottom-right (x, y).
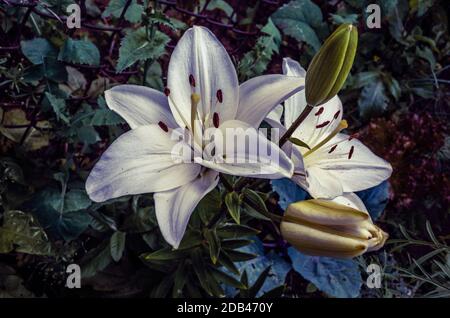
top-left (172, 261), bottom-right (187, 297)
top-left (144, 61), bottom-right (164, 90)
top-left (102, 0), bottom-right (143, 23)
top-left (382, 73), bottom-right (401, 101)
top-left (21, 38), bottom-right (57, 65)
top-left (45, 92), bottom-right (70, 123)
top-left (224, 192), bottom-right (241, 224)
top-left (191, 248), bottom-right (224, 297)
top-left (209, 266), bottom-right (247, 289)
top-left (242, 188), bottom-right (268, 214)
top-left (206, 0), bottom-right (234, 17)
top-left (110, 231), bottom-right (126, 262)
top-left (223, 249), bottom-right (257, 262)
top-left (247, 266), bottom-right (272, 298)
top-left (330, 13), bottom-right (359, 25)
top-left (272, 0), bottom-right (323, 51)
top-left (141, 248), bottom-right (189, 262)
top-left (288, 137), bottom-right (311, 149)
top-left (22, 188), bottom-right (92, 241)
top-left (81, 241), bottom-right (112, 278)
top-left (58, 38), bottom-right (100, 66)
top-left (217, 250), bottom-right (240, 275)
top-left (204, 229), bottom-right (221, 264)
top-left (24, 58), bottom-right (67, 83)
top-left (350, 71), bottom-right (380, 89)
top-left (416, 46), bottom-right (436, 69)
top-left (221, 239), bottom-right (253, 249)
top-left (216, 224), bottom-right (260, 239)
top-left (116, 27), bottom-right (170, 73)
top-left (380, 0), bottom-right (408, 40)
top-left (0, 210), bottom-right (52, 255)
top-left (358, 80), bottom-right (389, 119)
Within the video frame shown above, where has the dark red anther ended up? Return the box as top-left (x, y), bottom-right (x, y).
top-left (315, 107), bottom-right (324, 116)
top-left (328, 144), bottom-right (337, 153)
top-left (333, 110), bottom-right (341, 119)
top-left (213, 112), bottom-right (219, 128)
top-left (348, 146), bottom-right (354, 159)
top-left (164, 87), bottom-right (170, 96)
top-left (216, 89), bottom-right (223, 103)
top-left (189, 74), bottom-right (196, 87)
top-left (158, 121), bottom-right (169, 132)
top-left (316, 121), bottom-right (330, 128)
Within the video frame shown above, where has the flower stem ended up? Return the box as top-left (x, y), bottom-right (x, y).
top-left (279, 105), bottom-right (314, 146)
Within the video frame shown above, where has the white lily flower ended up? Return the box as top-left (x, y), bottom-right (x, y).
top-left (267, 58), bottom-right (392, 199)
top-left (86, 26), bottom-right (304, 248)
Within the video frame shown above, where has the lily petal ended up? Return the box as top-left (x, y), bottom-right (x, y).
top-left (282, 58), bottom-right (307, 128)
top-left (105, 85), bottom-right (177, 129)
top-left (154, 169), bottom-right (219, 248)
top-left (297, 166), bottom-right (344, 199)
top-left (237, 74), bottom-right (305, 128)
top-left (266, 104), bottom-right (283, 124)
top-left (305, 133), bottom-right (393, 193)
top-left (167, 26), bottom-right (239, 128)
top-left (86, 125), bottom-right (201, 202)
top-left (196, 120), bottom-right (294, 179)
top-left (332, 193), bottom-right (369, 213)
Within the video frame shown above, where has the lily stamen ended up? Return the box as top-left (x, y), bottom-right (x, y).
top-left (191, 93), bottom-right (201, 143)
top-left (304, 120), bottom-right (348, 158)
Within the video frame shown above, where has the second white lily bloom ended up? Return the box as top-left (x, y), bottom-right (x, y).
top-left (267, 58), bottom-right (392, 199)
top-left (86, 27), bottom-right (305, 248)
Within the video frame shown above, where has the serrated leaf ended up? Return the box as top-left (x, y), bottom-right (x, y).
top-left (238, 18), bottom-right (281, 79)
top-left (272, 0), bottom-right (323, 51)
top-left (45, 92), bottom-right (70, 123)
top-left (224, 192), bottom-right (241, 224)
top-left (110, 231), bottom-right (126, 262)
top-left (116, 28), bottom-right (169, 73)
top-left (102, 0), bottom-right (143, 23)
top-left (58, 38), bottom-right (100, 66)
top-left (330, 13), bottom-right (359, 25)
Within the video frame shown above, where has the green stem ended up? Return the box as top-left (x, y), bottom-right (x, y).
top-left (279, 105), bottom-right (314, 147)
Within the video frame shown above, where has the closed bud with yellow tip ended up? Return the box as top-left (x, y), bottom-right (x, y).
top-left (281, 193), bottom-right (388, 259)
top-left (305, 23), bottom-right (358, 107)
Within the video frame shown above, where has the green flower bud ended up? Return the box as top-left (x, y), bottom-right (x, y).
top-left (305, 24), bottom-right (358, 107)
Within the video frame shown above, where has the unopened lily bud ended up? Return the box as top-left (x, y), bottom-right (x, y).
top-left (281, 198), bottom-right (388, 259)
top-left (305, 24), bottom-right (358, 107)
